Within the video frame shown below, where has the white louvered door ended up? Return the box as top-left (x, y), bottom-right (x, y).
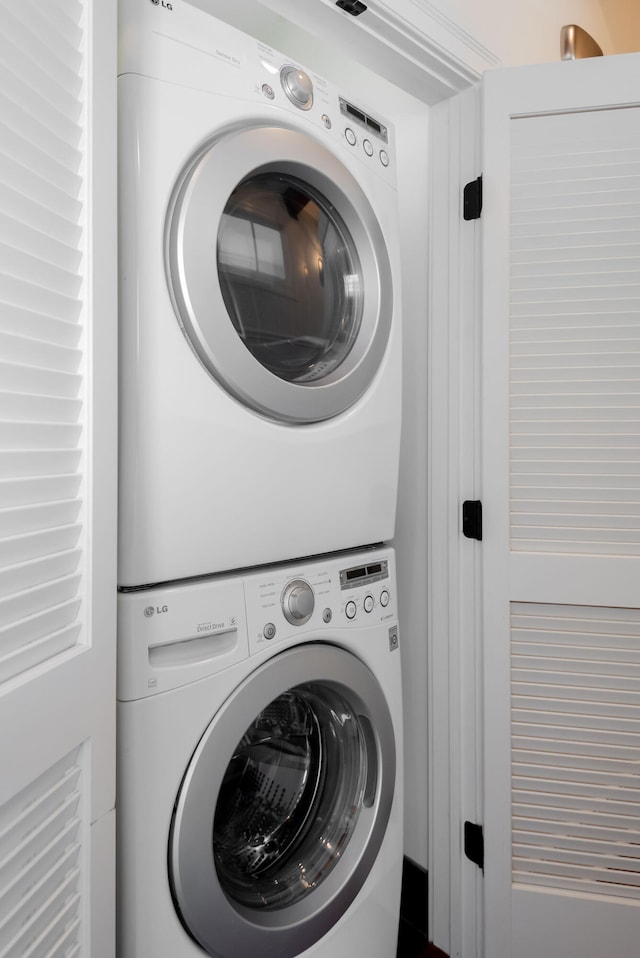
top-left (482, 54), bottom-right (640, 958)
top-left (0, 1), bottom-right (116, 955)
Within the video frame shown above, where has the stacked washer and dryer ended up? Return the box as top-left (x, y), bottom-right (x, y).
top-left (117, 1), bottom-right (405, 956)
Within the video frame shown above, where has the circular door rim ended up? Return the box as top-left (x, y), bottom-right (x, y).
top-left (169, 642), bottom-right (397, 958)
top-left (165, 124), bottom-right (394, 423)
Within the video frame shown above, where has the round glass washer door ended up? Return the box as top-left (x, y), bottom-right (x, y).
top-left (169, 644), bottom-right (396, 958)
top-left (166, 125), bottom-right (393, 423)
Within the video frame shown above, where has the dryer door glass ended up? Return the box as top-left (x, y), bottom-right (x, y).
top-left (212, 682), bottom-right (369, 909)
top-left (166, 126), bottom-right (394, 423)
top-left (217, 174), bottom-right (363, 384)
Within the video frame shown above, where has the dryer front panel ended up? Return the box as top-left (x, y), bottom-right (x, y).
top-left (168, 643), bottom-right (396, 958)
top-left (165, 126), bottom-right (393, 423)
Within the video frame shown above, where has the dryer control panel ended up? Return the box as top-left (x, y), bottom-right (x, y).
top-left (119, 0), bottom-right (396, 182)
top-left (254, 40), bottom-right (396, 184)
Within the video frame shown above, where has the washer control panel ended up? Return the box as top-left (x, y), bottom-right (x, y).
top-left (244, 549), bottom-right (396, 654)
top-left (118, 548), bottom-right (397, 701)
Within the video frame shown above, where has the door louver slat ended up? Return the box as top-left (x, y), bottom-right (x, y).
top-left (0, 333), bottom-right (81, 371)
top-left (0, 365), bottom-right (81, 399)
top-left (0, 475), bottom-right (81, 508)
top-left (0, 574), bottom-right (81, 628)
top-left (0, 394), bottom-right (82, 424)
top-left (0, 550), bottom-right (81, 601)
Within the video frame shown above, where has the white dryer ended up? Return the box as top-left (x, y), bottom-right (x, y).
top-left (118, 0), bottom-right (402, 587)
top-left (117, 546), bottom-right (403, 958)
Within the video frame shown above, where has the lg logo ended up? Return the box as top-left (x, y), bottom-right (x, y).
top-left (150, 0), bottom-right (173, 9)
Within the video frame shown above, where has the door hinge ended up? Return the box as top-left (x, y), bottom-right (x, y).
top-left (463, 175), bottom-right (483, 220)
top-left (464, 821), bottom-right (484, 870)
top-left (462, 500), bottom-right (482, 541)
top-left (336, 0), bottom-right (367, 15)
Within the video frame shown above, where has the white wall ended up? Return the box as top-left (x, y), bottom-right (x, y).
top-left (431, 0), bottom-right (640, 65)
top-left (602, 0), bottom-right (640, 53)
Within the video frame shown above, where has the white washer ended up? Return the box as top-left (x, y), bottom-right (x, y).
top-left (117, 546), bottom-right (403, 958)
top-left (118, 0), bottom-right (403, 587)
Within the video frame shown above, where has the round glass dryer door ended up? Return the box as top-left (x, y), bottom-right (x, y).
top-left (169, 644), bottom-right (396, 958)
top-left (166, 126), bottom-right (393, 423)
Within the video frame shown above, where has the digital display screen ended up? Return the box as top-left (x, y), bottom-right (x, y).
top-left (340, 560), bottom-right (388, 589)
top-left (340, 98), bottom-right (388, 144)
top-left (346, 103), bottom-right (366, 123)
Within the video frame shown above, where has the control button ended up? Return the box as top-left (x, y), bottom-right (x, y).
top-left (345, 600), bottom-right (357, 620)
top-left (380, 590), bottom-right (390, 608)
top-left (389, 626), bottom-right (399, 651)
top-left (282, 578), bottom-right (315, 626)
top-left (263, 622), bottom-right (276, 640)
top-left (321, 114), bottom-right (332, 129)
top-left (322, 608), bottom-right (332, 623)
top-left (363, 138), bottom-right (373, 157)
top-left (345, 127), bottom-right (357, 146)
top-left (280, 66), bottom-right (313, 110)
top-left (261, 83), bottom-right (275, 100)
top-left (379, 149), bottom-right (390, 167)
top-left (364, 594), bottom-right (374, 613)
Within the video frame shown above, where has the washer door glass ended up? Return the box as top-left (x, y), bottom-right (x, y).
top-left (169, 644), bottom-right (396, 958)
top-left (166, 126), bottom-right (393, 423)
top-left (218, 173), bottom-right (363, 385)
top-left (213, 683), bottom-right (367, 910)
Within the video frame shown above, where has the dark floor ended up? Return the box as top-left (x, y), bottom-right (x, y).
top-left (396, 858), bottom-right (448, 958)
top-left (397, 917), bottom-right (448, 958)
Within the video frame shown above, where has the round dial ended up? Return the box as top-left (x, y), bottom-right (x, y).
top-left (282, 579), bottom-right (315, 625)
top-left (280, 66), bottom-right (314, 110)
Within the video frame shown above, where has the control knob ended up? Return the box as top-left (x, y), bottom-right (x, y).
top-left (280, 65), bottom-right (313, 110)
top-left (282, 578), bottom-right (315, 625)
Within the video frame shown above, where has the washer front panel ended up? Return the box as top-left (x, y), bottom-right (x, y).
top-left (169, 644), bottom-right (396, 958)
top-left (166, 125), bottom-right (393, 423)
